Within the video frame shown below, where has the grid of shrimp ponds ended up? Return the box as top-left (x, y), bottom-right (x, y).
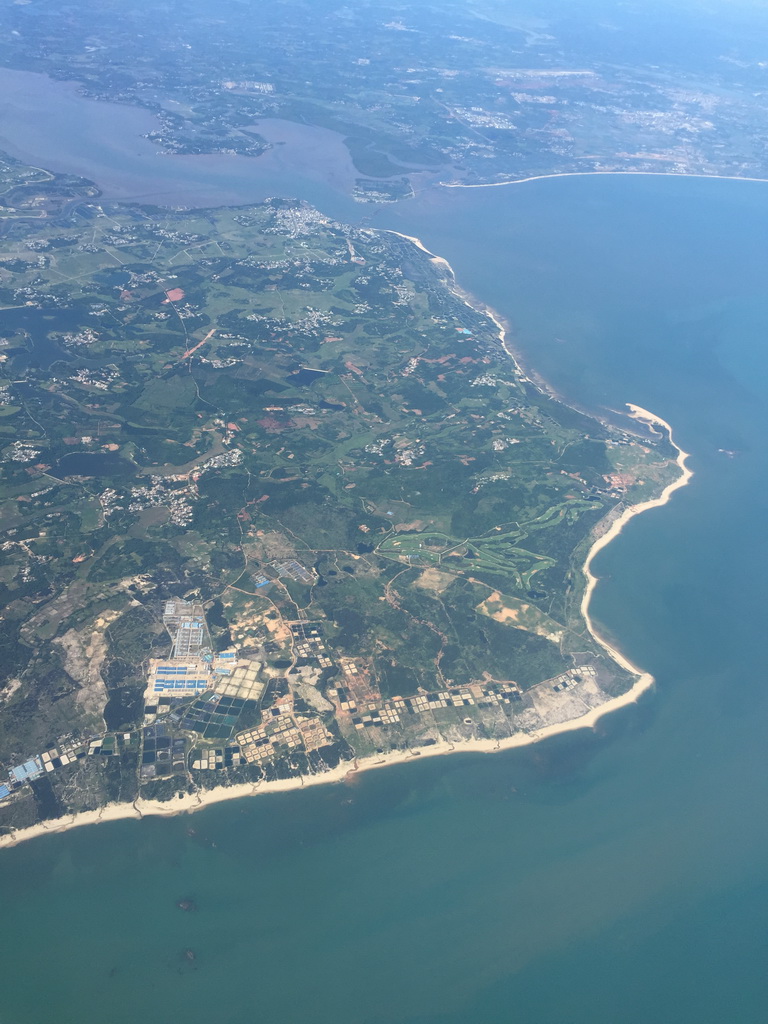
top-left (179, 693), bottom-right (260, 740)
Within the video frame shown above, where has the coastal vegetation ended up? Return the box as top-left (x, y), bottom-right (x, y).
top-left (0, 152), bottom-right (682, 836)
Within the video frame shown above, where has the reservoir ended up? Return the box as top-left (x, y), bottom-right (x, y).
top-left (0, 70), bottom-right (767, 1024)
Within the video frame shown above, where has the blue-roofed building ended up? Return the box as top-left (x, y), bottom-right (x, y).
top-left (10, 757), bottom-right (43, 783)
top-left (146, 656), bottom-right (213, 700)
top-left (0, 784), bottom-right (10, 800)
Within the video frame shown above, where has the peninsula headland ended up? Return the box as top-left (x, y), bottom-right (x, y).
top-left (0, 152), bottom-right (689, 846)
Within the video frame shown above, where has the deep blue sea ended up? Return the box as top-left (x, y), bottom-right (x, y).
top-left (1, 74), bottom-right (767, 1024)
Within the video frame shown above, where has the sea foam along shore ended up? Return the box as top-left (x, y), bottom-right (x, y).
top-left (0, 243), bottom-right (693, 852)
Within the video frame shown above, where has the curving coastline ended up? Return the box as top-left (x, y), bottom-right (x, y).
top-left (385, 230), bottom-right (533, 383)
top-left (384, 228), bottom-right (454, 272)
top-left (0, 240), bottom-right (693, 851)
top-left (441, 169), bottom-right (768, 190)
top-left (0, 673), bottom-right (676, 850)
top-left (421, 234), bottom-right (694, 703)
top-left (580, 403), bottom-right (694, 680)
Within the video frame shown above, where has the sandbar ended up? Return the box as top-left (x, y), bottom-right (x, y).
top-left (442, 169), bottom-right (768, 190)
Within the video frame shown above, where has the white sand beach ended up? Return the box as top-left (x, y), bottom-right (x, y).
top-left (0, 240), bottom-right (693, 851)
top-left (441, 169), bottom-right (768, 190)
top-left (0, 670), bottom-right (660, 850)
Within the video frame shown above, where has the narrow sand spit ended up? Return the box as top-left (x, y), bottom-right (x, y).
top-left (441, 169), bottom-right (768, 190)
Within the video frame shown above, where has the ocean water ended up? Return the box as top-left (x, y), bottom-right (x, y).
top-left (0, 93), bottom-right (767, 1021)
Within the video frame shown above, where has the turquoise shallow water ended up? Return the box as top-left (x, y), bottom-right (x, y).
top-left (1, 159), bottom-right (768, 1019)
